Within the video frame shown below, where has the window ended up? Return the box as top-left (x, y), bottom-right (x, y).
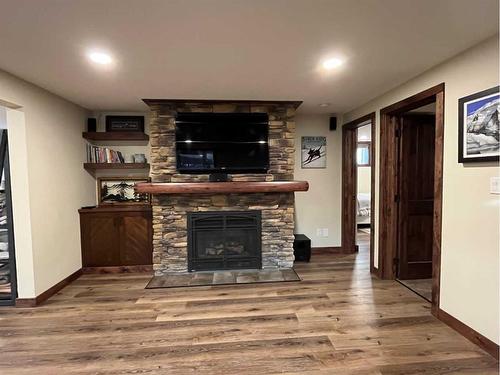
top-left (357, 141), bottom-right (371, 166)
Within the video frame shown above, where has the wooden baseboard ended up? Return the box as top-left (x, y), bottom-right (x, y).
top-left (312, 246), bottom-right (343, 254)
top-left (437, 308), bottom-right (499, 360)
top-left (82, 265), bottom-right (153, 274)
top-left (15, 268), bottom-right (82, 308)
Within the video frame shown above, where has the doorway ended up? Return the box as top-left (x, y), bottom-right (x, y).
top-left (395, 103), bottom-right (436, 302)
top-left (342, 112), bottom-right (376, 274)
top-left (0, 129), bottom-right (17, 306)
top-left (378, 83), bottom-right (444, 315)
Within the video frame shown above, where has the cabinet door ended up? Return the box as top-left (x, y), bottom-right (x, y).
top-left (82, 215), bottom-right (121, 266)
top-left (120, 213), bottom-right (152, 265)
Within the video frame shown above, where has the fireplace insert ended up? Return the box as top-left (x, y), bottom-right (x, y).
top-left (187, 211), bottom-right (262, 271)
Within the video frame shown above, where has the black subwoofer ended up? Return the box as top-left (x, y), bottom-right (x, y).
top-left (293, 234), bottom-right (311, 262)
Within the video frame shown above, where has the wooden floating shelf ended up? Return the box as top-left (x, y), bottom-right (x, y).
top-left (135, 181), bottom-right (309, 195)
top-left (84, 163), bottom-right (150, 171)
top-left (82, 132), bottom-right (149, 141)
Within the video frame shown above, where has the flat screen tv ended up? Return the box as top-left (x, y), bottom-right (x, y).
top-left (175, 112), bottom-right (269, 174)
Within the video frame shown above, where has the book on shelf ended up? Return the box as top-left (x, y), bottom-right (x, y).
top-left (86, 143), bottom-right (125, 163)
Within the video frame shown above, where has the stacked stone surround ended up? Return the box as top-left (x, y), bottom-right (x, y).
top-left (144, 100), bottom-right (300, 275)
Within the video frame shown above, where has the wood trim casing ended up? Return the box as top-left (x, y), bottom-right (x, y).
top-left (378, 83), bottom-right (444, 317)
top-left (135, 181), bottom-right (309, 194)
top-left (311, 246), bottom-right (343, 254)
top-left (15, 269), bottom-right (82, 307)
top-left (82, 265), bottom-right (153, 274)
top-left (341, 112), bottom-right (376, 270)
top-left (341, 127), bottom-right (357, 254)
top-left (380, 83), bottom-right (445, 115)
top-left (438, 308), bottom-right (499, 360)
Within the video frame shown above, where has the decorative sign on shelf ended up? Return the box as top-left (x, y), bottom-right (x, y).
top-left (458, 86), bottom-right (499, 163)
top-left (301, 136), bottom-right (326, 168)
top-left (105, 115), bottom-right (145, 132)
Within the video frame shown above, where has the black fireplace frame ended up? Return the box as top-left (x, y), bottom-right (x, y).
top-left (187, 211), bottom-right (262, 272)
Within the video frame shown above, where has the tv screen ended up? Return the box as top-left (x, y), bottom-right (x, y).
top-left (175, 112), bottom-right (269, 174)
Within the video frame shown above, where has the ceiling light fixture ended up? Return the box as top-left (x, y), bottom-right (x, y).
top-left (322, 57), bottom-right (344, 70)
top-left (318, 103), bottom-right (331, 107)
top-left (88, 51), bottom-right (113, 65)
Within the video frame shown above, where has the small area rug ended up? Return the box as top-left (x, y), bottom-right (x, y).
top-left (146, 268), bottom-right (301, 289)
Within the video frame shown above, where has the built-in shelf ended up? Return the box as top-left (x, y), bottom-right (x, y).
top-left (84, 163), bottom-right (150, 172)
top-left (83, 132), bottom-right (149, 142)
top-left (135, 181), bottom-right (309, 195)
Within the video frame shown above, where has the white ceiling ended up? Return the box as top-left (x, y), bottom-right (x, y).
top-left (0, 0), bottom-right (498, 114)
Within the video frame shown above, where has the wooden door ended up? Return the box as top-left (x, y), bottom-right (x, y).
top-left (81, 215), bottom-right (121, 266)
top-left (397, 114), bottom-right (435, 279)
top-left (120, 213), bottom-right (153, 265)
top-left (341, 127), bottom-right (358, 253)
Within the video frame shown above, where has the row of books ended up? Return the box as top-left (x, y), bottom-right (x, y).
top-left (86, 144), bottom-right (125, 163)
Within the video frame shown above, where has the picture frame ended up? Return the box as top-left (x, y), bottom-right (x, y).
top-left (105, 115), bottom-right (145, 132)
top-left (301, 136), bottom-right (326, 168)
top-left (458, 86), bottom-right (499, 163)
top-left (97, 177), bottom-right (150, 206)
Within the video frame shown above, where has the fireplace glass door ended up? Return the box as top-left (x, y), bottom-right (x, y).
top-left (188, 211), bottom-right (261, 271)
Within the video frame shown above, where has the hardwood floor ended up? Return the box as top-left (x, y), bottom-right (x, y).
top-left (0, 241), bottom-right (497, 374)
top-left (397, 278), bottom-right (433, 302)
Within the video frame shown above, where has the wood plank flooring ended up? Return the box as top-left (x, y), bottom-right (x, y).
top-left (0, 235), bottom-right (497, 374)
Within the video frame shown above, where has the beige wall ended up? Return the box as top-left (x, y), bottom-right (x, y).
top-left (357, 167), bottom-right (371, 195)
top-left (343, 36), bottom-right (499, 344)
top-left (0, 69), bottom-right (94, 297)
top-left (294, 114), bottom-right (342, 247)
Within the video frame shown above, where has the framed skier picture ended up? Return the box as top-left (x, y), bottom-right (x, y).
top-left (301, 136), bottom-right (326, 168)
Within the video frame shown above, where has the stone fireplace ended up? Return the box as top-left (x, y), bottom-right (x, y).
top-left (142, 100), bottom-right (304, 275)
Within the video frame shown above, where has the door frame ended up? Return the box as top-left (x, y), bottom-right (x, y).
top-left (0, 130), bottom-right (17, 306)
top-left (341, 112), bottom-right (376, 274)
top-left (378, 83), bottom-right (444, 316)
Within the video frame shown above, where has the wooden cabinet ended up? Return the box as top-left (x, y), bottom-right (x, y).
top-left (79, 206), bottom-right (152, 269)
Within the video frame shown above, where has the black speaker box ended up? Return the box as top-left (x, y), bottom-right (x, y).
top-left (87, 118), bottom-right (97, 132)
top-left (329, 117), bottom-right (337, 131)
top-left (293, 234), bottom-right (311, 262)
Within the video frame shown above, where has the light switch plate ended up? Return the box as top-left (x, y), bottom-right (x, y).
top-left (490, 177), bottom-right (500, 195)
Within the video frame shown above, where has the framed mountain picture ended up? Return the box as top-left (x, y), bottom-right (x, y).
top-left (301, 136), bottom-right (326, 168)
top-left (458, 86), bottom-right (499, 163)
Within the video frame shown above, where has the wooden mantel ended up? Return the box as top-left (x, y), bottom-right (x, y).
top-left (135, 181), bottom-right (309, 195)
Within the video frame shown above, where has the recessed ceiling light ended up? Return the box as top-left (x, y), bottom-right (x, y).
top-left (318, 103), bottom-right (331, 107)
top-left (88, 51), bottom-right (113, 65)
top-left (322, 57), bottom-right (344, 70)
